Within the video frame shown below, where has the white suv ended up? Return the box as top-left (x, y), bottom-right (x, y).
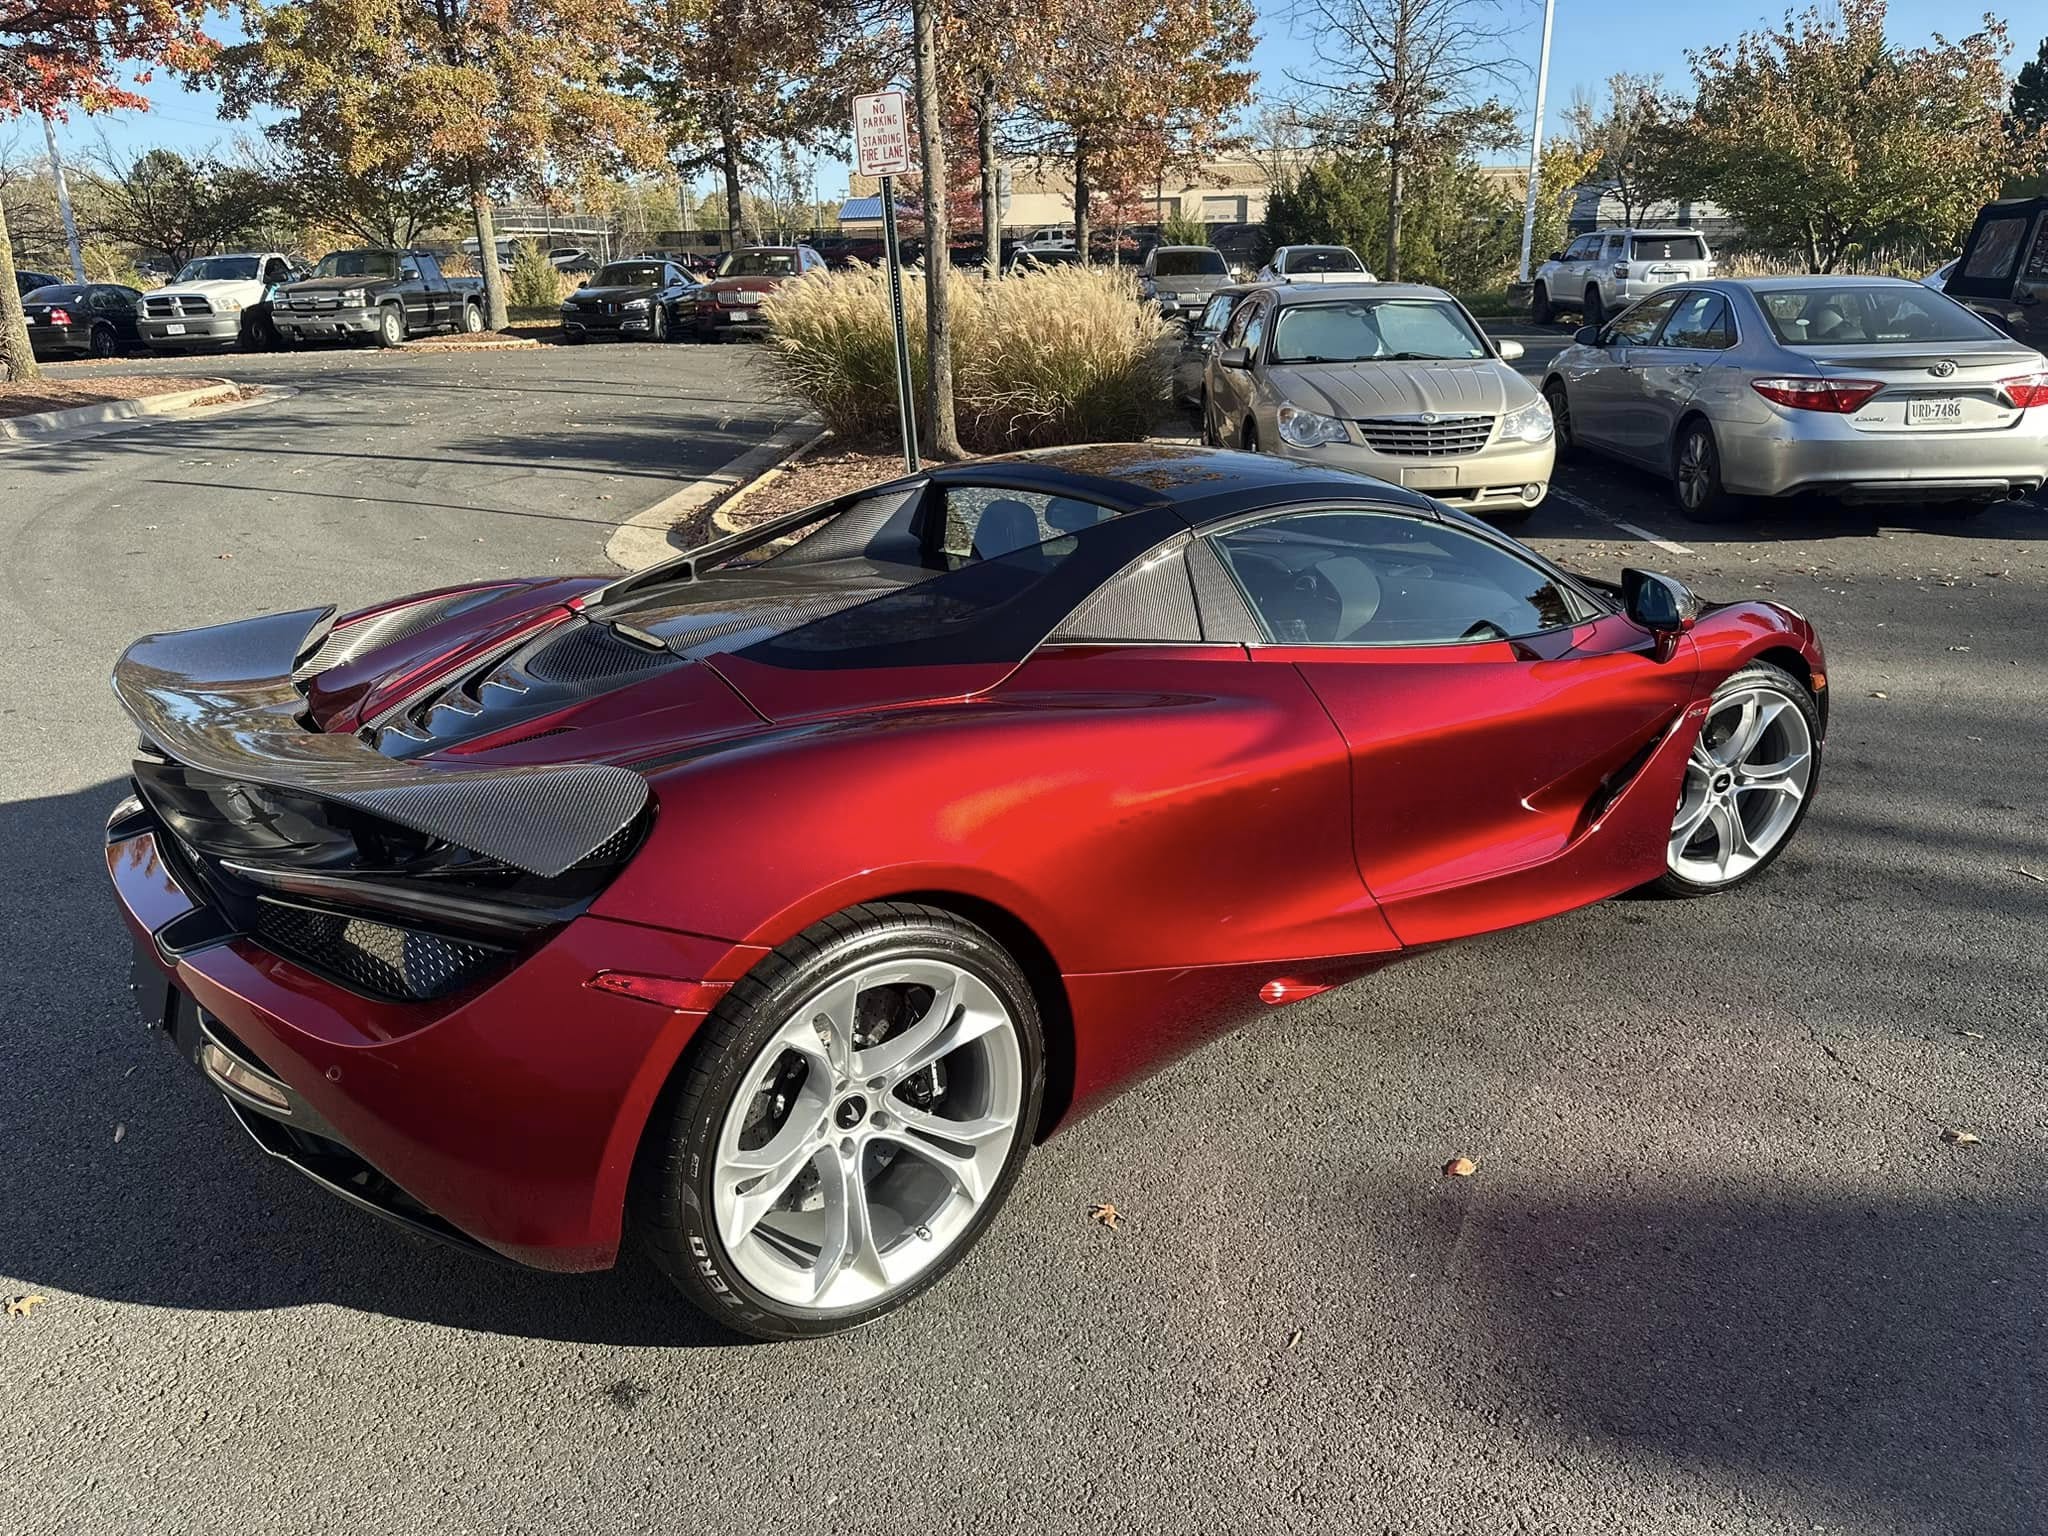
top-left (1531, 228), bottom-right (1715, 327)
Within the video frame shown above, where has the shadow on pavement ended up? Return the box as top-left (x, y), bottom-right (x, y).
top-left (1460, 1188), bottom-right (2044, 1532)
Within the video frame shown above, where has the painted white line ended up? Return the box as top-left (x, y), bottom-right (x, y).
top-left (1547, 485), bottom-right (1694, 556)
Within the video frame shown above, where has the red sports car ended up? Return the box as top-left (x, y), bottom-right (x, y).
top-left (106, 446), bottom-right (1825, 1339)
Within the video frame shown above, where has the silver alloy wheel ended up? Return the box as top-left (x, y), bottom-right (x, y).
top-left (712, 958), bottom-right (1025, 1311)
top-left (1676, 426), bottom-right (1712, 511)
top-left (1669, 685), bottom-right (1814, 884)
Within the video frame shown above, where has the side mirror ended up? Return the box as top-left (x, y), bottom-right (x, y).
top-left (1574, 325), bottom-right (1602, 347)
top-left (577, 278), bottom-right (588, 288)
top-left (1548, 250), bottom-right (1564, 261)
top-left (1496, 338), bottom-right (1525, 361)
top-left (1217, 345), bottom-right (1252, 370)
top-left (1622, 568), bottom-right (1699, 660)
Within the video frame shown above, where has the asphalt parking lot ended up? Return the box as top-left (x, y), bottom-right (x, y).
top-left (3, 337), bottom-right (2043, 1535)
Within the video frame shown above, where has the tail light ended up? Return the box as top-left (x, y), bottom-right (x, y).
top-left (1751, 377), bottom-right (1884, 414)
top-left (48, 307), bottom-right (72, 325)
top-left (1998, 371), bottom-right (2048, 409)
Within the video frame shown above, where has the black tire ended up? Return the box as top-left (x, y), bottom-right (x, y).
top-left (1672, 416), bottom-right (1747, 523)
top-left (1583, 286), bottom-right (1604, 328)
top-left (649, 305), bottom-right (668, 343)
top-left (1531, 284), bottom-right (1553, 325)
top-left (1647, 661), bottom-right (1821, 898)
top-left (1242, 418), bottom-right (1259, 452)
top-left (1543, 379), bottom-right (1574, 457)
top-left (632, 901), bottom-right (1047, 1341)
top-left (89, 323), bottom-right (118, 359)
top-left (1200, 389), bottom-right (1220, 446)
top-left (460, 301), bottom-right (485, 334)
top-left (374, 304), bottom-right (406, 348)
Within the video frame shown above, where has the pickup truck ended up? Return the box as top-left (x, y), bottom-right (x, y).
top-left (272, 249), bottom-right (487, 346)
top-left (139, 252), bottom-right (304, 350)
top-left (1943, 196), bottom-right (2048, 354)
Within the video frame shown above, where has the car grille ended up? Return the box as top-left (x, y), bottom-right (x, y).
top-left (286, 295), bottom-right (344, 312)
top-left (1357, 414), bottom-right (1495, 457)
top-left (145, 294), bottom-right (214, 318)
top-left (253, 902), bottom-right (504, 1002)
top-left (718, 293), bottom-right (755, 307)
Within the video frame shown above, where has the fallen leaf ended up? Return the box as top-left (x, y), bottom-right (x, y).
top-left (217, 552), bottom-right (233, 560)
top-left (5, 1295), bottom-right (47, 1318)
top-left (1286, 1328), bottom-right (1303, 1350)
top-left (1941, 1128), bottom-right (1981, 1146)
top-left (1868, 690), bottom-right (1888, 699)
top-left (2010, 867), bottom-right (2045, 883)
top-left (1956, 1028), bottom-right (1986, 1039)
top-left (1443, 1155), bottom-right (1479, 1178)
top-left (1087, 1202), bottom-right (1120, 1230)
top-left (112, 1122), bottom-right (125, 1144)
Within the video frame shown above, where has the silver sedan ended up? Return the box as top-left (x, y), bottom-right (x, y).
top-left (1541, 277), bottom-right (2048, 521)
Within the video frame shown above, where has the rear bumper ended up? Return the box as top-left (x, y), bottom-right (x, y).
top-left (1717, 411), bottom-right (2048, 500)
top-left (27, 323), bottom-right (97, 356)
top-left (108, 798), bottom-right (764, 1270)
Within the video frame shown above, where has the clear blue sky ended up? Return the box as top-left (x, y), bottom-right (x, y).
top-left (25, 0), bottom-right (2043, 192)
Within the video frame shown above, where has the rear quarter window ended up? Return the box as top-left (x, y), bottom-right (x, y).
top-left (1630, 236), bottom-right (1707, 261)
top-left (1962, 216), bottom-right (2030, 281)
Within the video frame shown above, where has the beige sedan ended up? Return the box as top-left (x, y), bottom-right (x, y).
top-left (1202, 282), bottom-right (1555, 522)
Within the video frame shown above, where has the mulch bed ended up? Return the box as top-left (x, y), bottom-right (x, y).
top-left (0, 374), bottom-right (229, 420)
top-left (710, 446), bottom-right (911, 532)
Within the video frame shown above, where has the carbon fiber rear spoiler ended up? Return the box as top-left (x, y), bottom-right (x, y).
top-left (111, 606), bottom-right (648, 877)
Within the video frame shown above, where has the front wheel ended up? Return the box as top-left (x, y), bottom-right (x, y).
top-left (1651, 662), bottom-right (1819, 896)
top-left (649, 305), bottom-right (669, 343)
top-left (374, 305), bottom-right (406, 348)
top-left (1531, 284), bottom-right (1553, 325)
top-left (1543, 379), bottom-right (1574, 457)
top-left (633, 902), bottom-right (1045, 1340)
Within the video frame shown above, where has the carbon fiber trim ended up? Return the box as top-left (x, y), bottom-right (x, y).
top-left (1185, 537), bottom-right (1264, 643)
top-left (291, 587), bottom-right (510, 683)
top-left (112, 607), bottom-right (648, 878)
top-left (1051, 534), bottom-right (1202, 643)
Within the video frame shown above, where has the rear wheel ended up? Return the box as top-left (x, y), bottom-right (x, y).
top-left (1531, 284), bottom-right (1553, 325)
top-left (1673, 417), bottom-right (1746, 523)
top-left (89, 323), bottom-right (118, 359)
top-left (460, 301), bottom-right (485, 334)
top-left (1583, 285), bottom-right (1604, 328)
top-left (633, 902), bottom-right (1045, 1340)
top-left (1652, 662), bottom-right (1818, 896)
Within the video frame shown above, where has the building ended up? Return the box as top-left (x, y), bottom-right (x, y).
top-left (845, 155), bottom-right (1273, 236)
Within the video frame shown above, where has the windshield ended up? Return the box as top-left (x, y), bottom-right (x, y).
top-left (719, 250), bottom-right (797, 278)
top-left (175, 256), bottom-right (261, 283)
top-left (313, 250), bottom-right (401, 279)
top-left (594, 263), bottom-right (667, 287)
top-left (1757, 285), bottom-right (2002, 346)
top-left (1154, 249), bottom-right (1228, 277)
top-left (1268, 298), bottom-right (1489, 363)
top-left (1629, 235), bottom-right (1707, 261)
top-left (1284, 248), bottom-right (1365, 274)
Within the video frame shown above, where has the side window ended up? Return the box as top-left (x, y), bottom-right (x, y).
top-left (1962, 216), bottom-right (2029, 281)
top-left (1600, 235), bottom-right (1622, 261)
top-left (1212, 510), bottom-right (1589, 647)
top-left (2025, 219), bottom-right (2048, 284)
top-left (1565, 236), bottom-right (1596, 260)
top-left (1198, 291), bottom-right (1235, 334)
top-left (1606, 292), bottom-right (1681, 346)
top-left (1657, 291), bottom-right (1735, 350)
top-left (1240, 302), bottom-right (1269, 356)
top-left (398, 256), bottom-right (422, 280)
top-left (938, 486), bottom-right (1118, 565)
top-left (1222, 296), bottom-right (1260, 347)
top-left (262, 258), bottom-right (290, 284)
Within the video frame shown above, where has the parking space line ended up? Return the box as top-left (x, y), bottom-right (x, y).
top-left (1547, 486), bottom-right (1695, 556)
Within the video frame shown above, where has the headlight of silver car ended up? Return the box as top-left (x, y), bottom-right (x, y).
top-left (1276, 401), bottom-right (1349, 448)
top-left (1500, 395), bottom-right (1555, 443)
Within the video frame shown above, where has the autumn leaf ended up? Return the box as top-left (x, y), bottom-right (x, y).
top-left (1087, 1202), bottom-right (1120, 1229)
top-left (112, 1122), bottom-right (126, 1144)
top-left (1443, 1155), bottom-right (1479, 1178)
top-left (1941, 1128), bottom-right (1981, 1146)
top-left (5, 1295), bottom-right (48, 1318)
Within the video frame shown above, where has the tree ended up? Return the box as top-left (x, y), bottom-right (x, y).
top-left (938, 0), bottom-right (1034, 276)
top-left (1265, 150), bottom-right (1525, 290)
top-left (0, 0), bottom-right (216, 379)
top-left (1017, 0), bottom-right (1256, 262)
top-left (909, 0), bottom-right (962, 458)
top-left (218, 0), bottom-right (659, 331)
top-left (2013, 37), bottom-right (2048, 136)
top-left (1287, 0), bottom-right (1519, 279)
top-left (1562, 72), bottom-right (1676, 226)
top-left (626, 0), bottom-right (880, 245)
top-left (88, 146), bottom-right (278, 266)
top-left (1665, 0), bottom-right (2044, 272)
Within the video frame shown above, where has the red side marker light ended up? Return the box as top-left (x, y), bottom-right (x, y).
top-left (1260, 978), bottom-right (1337, 1007)
top-left (585, 972), bottom-right (723, 1012)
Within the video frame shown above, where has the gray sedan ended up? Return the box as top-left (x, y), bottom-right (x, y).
top-left (1541, 277), bottom-right (2048, 521)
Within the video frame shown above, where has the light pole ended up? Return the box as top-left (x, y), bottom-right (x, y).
top-left (1515, 0), bottom-right (1557, 285)
top-left (41, 115), bottom-right (86, 283)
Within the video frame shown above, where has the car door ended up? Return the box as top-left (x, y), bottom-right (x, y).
top-left (1569, 291), bottom-right (1683, 460)
top-left (1207, 294), bottom-right (1268, 445)
top-left (395, 254), bottom-right (432, 331)
top-left (1208, 506), bottom-right (1701, 944)
top-left (1628, 289), bottom-right (1738, 456)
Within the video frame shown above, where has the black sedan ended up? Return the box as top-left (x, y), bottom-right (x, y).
top-left (15, 268), bottom-right (66, 297)
top-left (558, 258), bottom-right (699, 343)
top-left (23, 283), bottom-right (145, 359)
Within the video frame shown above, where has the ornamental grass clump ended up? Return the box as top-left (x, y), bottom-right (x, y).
top-left (761, 264), bottom-right (1169, 454)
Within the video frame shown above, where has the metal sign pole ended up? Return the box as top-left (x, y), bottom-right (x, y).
top-left (879, 174), bottom-right (921, 473)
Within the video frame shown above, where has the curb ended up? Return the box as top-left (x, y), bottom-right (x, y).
top-left (0, 379), bottom-right (240, 443)
top-left (710, 426), bottom-right (834, 534)
top-left (604, 413), bottom-right (824, 572)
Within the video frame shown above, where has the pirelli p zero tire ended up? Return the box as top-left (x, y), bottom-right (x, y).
top-left (633, 902), bottom-right (1046, 1341)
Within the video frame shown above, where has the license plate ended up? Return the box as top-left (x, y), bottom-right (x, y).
top-left (1907, 397), bottom-right (1965, 425)
top-left (164, 323), bottom-right (186, 335)
top-left (730, 309), bottom-right (749, 322)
